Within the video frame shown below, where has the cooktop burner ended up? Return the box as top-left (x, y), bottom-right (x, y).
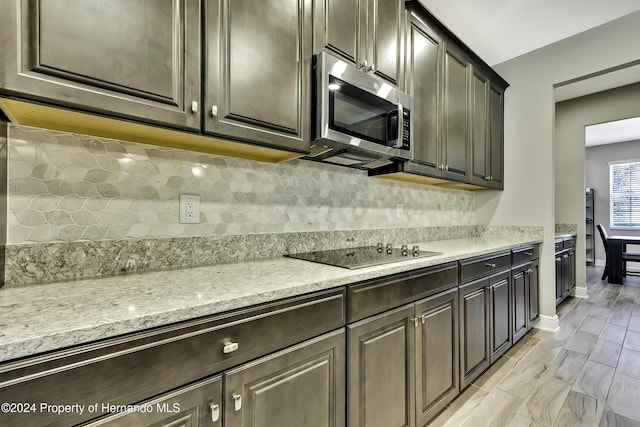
top-left (286, 245), bottom-right (442, 269)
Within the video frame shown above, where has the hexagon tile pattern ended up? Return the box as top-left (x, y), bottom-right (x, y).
top-left (7, 124), bottom-right (475, 244)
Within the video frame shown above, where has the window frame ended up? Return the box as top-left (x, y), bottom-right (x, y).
top-left (609, 158), bottom-right (640, 230)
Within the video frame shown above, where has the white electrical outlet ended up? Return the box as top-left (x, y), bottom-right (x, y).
top-left (179, 194), bottom-right (200, 224)
top-left (396, 203), bottom-right (404, 220)
top-left (451, 208), bottom-right (458, 220)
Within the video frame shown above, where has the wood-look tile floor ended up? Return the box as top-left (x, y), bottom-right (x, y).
top-left (429, 266), bottom-right (640, 427)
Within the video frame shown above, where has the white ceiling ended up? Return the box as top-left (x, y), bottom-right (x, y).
top-left (417, 0), bottom-right (640, 66)
top-left (585, 117), bottom-right (640, 147)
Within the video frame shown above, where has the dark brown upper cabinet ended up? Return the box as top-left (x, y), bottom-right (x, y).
top-left (0, 0), bottom-right (201, 130)
top-left (314, 0), bottom-right (405, 88)
top-left (470, 67), bottom-right (505, 189)
top-left (369, 1), bottom-right (508, 191)
top-left (203, 0), bottom-right (312, 154)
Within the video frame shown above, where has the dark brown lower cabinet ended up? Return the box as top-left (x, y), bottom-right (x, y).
top-left (85, 376), bottom-right (223, 427)
top-left (489, 271), bottom-right (511, 363)
top-left (415, 288), bottom-right (459, 425)
top-left (459, 268), bottom-right (513, 387)
top-left (511, 265), bottom-right (528, 344)
top-left (225, 329), bottom-right (345, 427)
top-left (348, 304), bottom-right (416, 427)
top-left (88, 329), bottom-right (345, 427)
top-left (528, 259), bottom-right (540, 328)
top-left (512, 258), bottom-right (540, 343)
top-left (347, 287), bottom-right (460, 427)
top-left (556, 237), bottom-right (576, 305)
top-left (459, 277), bottom-right (490, 388)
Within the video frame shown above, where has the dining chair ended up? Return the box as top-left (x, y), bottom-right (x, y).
top-left (596, 224), bottom-right (640, 280)
top-left (597, 224), bottom-right (611, 280)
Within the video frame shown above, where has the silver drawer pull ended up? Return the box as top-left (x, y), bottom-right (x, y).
top-left (223, 341), bottom-right (239, 354)
top-left (210, 403), bottom-right (220, 422)
top-left (191, 100), bottom-right (198, 114)
top-left (232, 393), bottom-right (242, 411)
top-left (485, 263), bottom-right (496, 268)
top-left (525, 252), bottom-right (533, 256)
top-left (211, 105), bottom-right (218, 117)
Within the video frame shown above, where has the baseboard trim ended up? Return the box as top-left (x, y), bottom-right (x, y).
top-left (534, 314), bottom-right (560, 333)
top-left (573, 286), bottom-right (589, 299)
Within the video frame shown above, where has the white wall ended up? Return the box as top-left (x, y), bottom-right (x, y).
top-left (476, 10), bottom-right (640, 328)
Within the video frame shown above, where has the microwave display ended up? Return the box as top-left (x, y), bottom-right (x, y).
top-left (328, 76), bottom-right (410, 149)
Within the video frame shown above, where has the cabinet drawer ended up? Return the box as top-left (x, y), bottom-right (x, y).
top-left (459, 251), bottom-right (511, 284)
top-left (347, 262), bottom-right (458, 322)
top-left (0, 289), bottom-right (345, 427)
top-left (84, 376), bottom-right (222, 427)
top-left (563, 237), bottom-right (576, 249)
top-left (512, 245), bottom-right (539, 266)
top-left (555, 239), bottom-right (563, 253)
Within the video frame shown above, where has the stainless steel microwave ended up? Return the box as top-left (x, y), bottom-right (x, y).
top-left (309, 52), bottom-right (413, 169)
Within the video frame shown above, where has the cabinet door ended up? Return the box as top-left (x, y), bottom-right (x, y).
top-left (527, 259), bottom-right (540, 329)
top-left (225, 329), bottom-right (345, 427)
top-left (511, 266), bottom-right (528, 344)
top-left (0, 0), bottom-right (201, 130)
top-left (555, 255), bottom-right (563, 304)
top-left (85, 376), bottom-right (222, 427)
top-left (470, 68), bottom-right (489, 185)
top-left (407, 16), bottom-right (442, 174)
top-left (562, 253), bottom-right (571, 296)
top-left (489, 272), bottom-right (511, 363)
top-left (488, 84), bottom-right (505, 188)
top-left (367, 0), bottom-right (404, 87)
top-left (568, 249), bottom-right (576, 291)
top-left (415, 288), bottom-right (459, 426)
top-left (459, 278), bottom-right (490, 388)
top-left (313, 0), bottom-right (359, 65)
top-left (442, 44), bottom-right (470, 181)
top-left (348, 304), bottom-right (415, 427)
top-left (204, 0), bottom-right (311, 153)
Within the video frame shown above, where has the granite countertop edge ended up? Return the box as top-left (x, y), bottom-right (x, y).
top-left (0, 236), bottom-right (542, 363)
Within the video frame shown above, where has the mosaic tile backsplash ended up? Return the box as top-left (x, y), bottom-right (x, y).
top-left (7, 124), bottom-right (475, 244)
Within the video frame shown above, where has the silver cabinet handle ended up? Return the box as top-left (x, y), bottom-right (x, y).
top-left (365, 63), bottom-right (375, 73)
top-left (485, 263), bottom-right (496, 268)
top-left (445, 165), bottom-right (449, 171)
top-left (232, 393), bottom-right (242, 411)
top-left (440, 164), bottom-right (445, 170)
top-left (223, 341), bottom-right (239, 354)
top-left (412, 317), bottom-right (419, 327)
top-left (525, 252), bottom-right (533, 256)
top-left (360, 59), bottom-right (368, 70)
top-left (210, 403), bottom-right (220, 422)
top-left (191, 101), bottom-right (198, 114)
top-left (211, 105), bottom-right (218, 117)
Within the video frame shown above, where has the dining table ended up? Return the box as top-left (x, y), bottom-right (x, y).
top-left (607, 235), bottom-right (640, 284)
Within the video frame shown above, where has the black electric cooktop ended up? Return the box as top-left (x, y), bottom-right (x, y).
top-left (286, 245), bottom-right (442, 269)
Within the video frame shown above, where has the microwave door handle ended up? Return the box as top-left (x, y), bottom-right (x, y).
top-left (395, 104), bottom-right (403, 148)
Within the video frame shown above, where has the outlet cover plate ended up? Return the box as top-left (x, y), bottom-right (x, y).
top-left (179, 194), bottom-right (200, 224)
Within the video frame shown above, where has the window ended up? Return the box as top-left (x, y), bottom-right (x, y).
top-left (610, 159), bottom-right (640, 229)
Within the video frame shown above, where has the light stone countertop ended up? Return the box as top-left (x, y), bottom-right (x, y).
top-left (0, 235), bottom-right (541, 363)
